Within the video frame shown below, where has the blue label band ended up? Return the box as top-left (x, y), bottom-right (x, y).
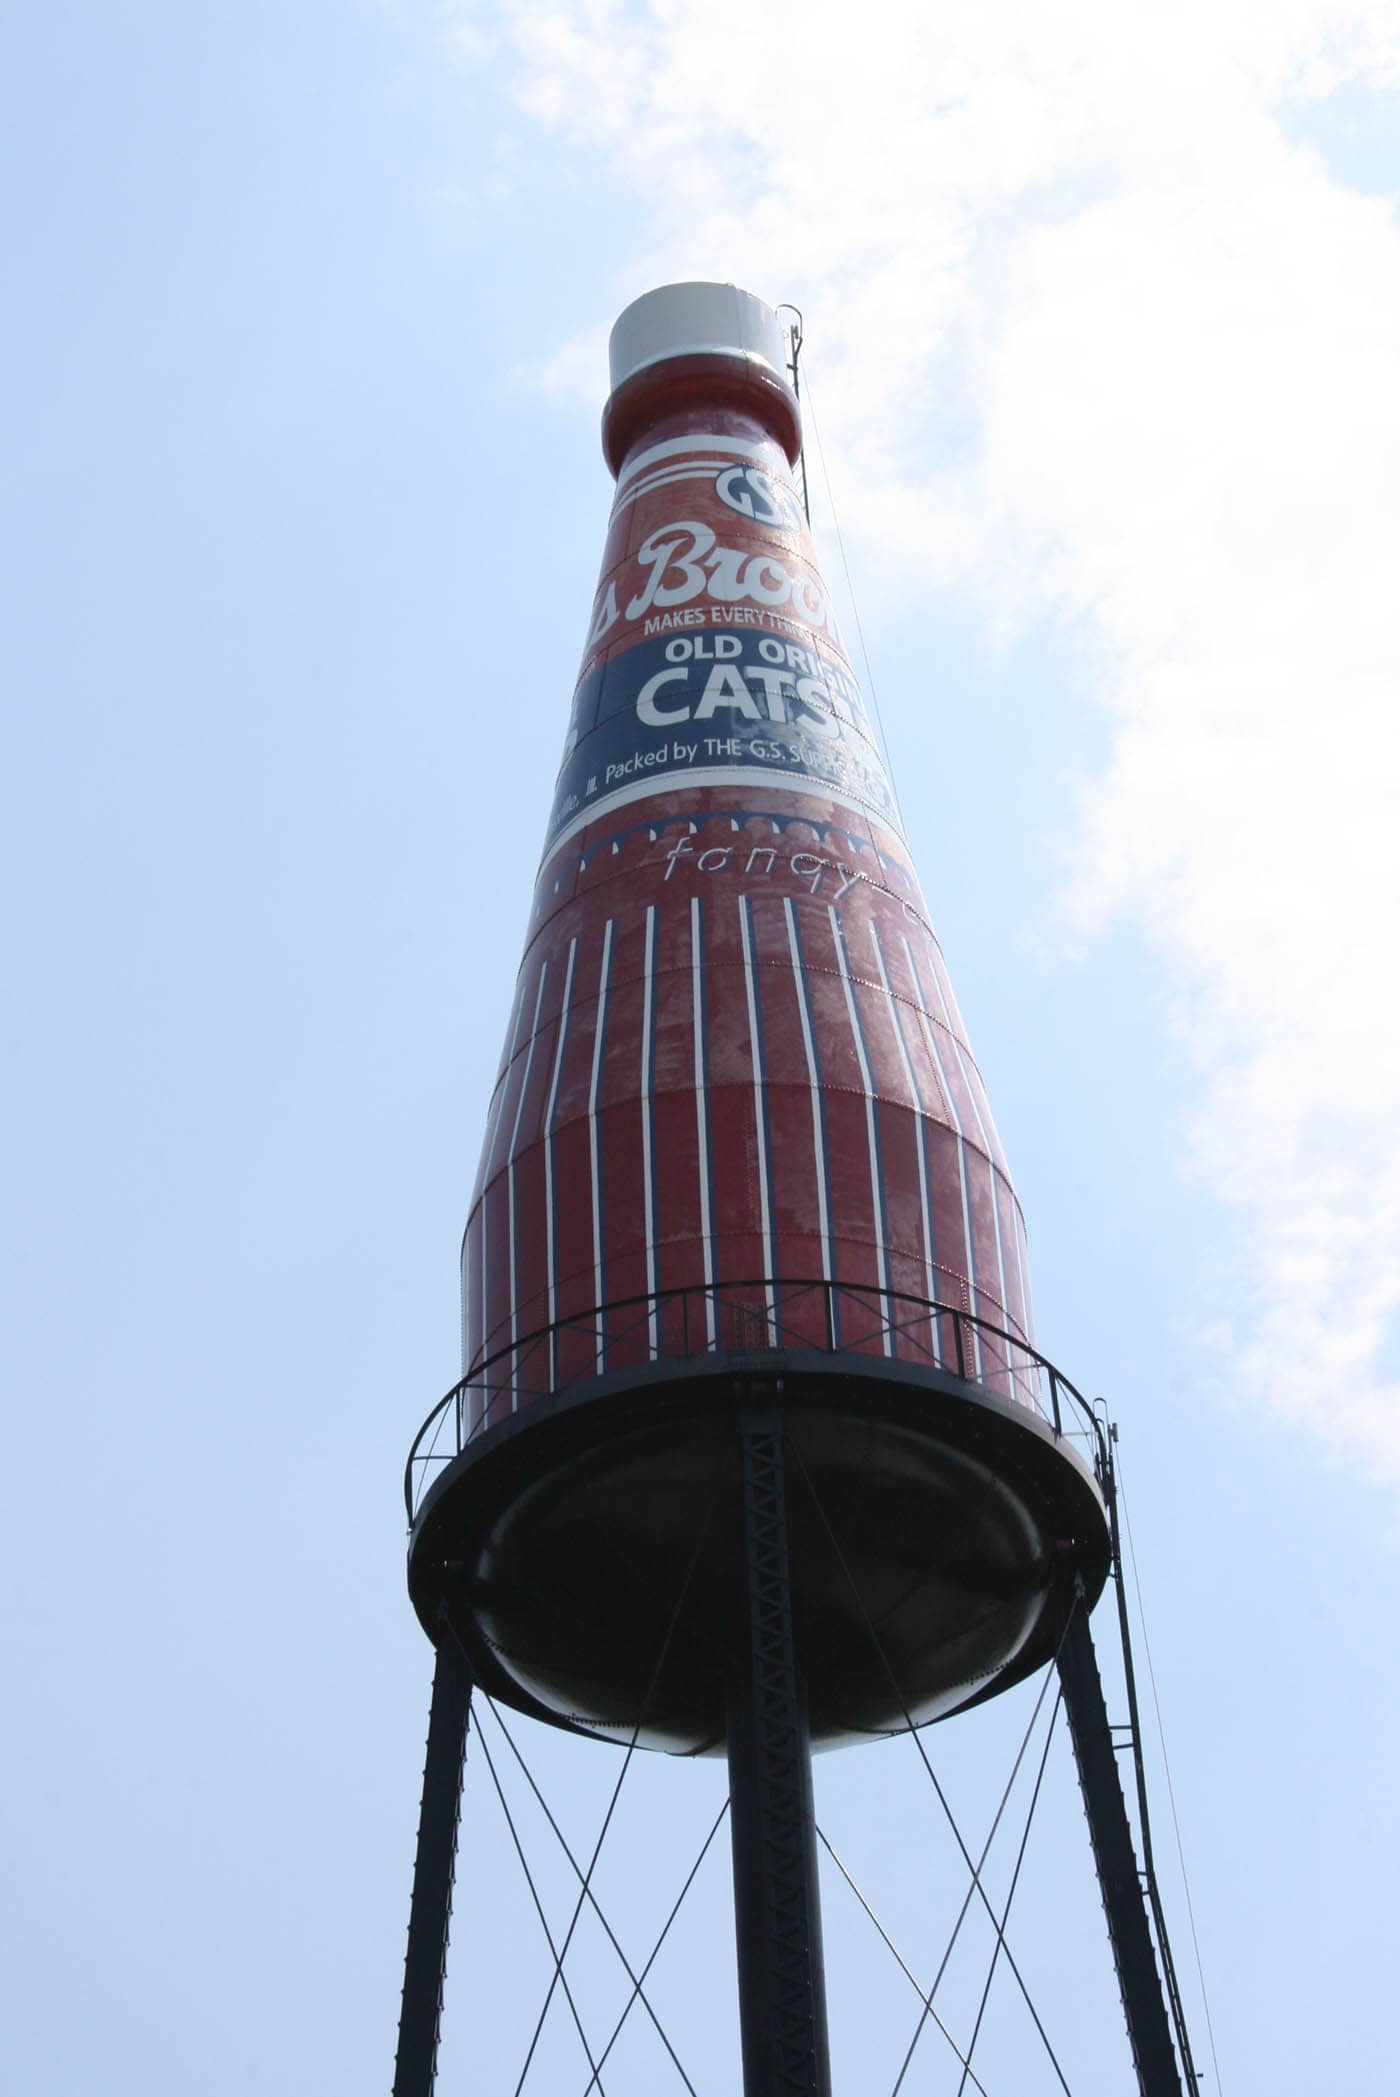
top-left (549, 627), bottom-right (898, 844)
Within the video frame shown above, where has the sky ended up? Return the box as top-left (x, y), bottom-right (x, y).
top-left (3, 1), bottom-right (1399, 2090)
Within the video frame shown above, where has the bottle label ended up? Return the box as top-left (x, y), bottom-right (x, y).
top-left (544, 433), bottom-right (902, 852)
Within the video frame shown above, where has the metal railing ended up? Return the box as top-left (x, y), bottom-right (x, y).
top-left (405, 1279), bottom-right (1100, 1525)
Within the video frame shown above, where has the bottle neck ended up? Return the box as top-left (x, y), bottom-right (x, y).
top-left (602, 352), bottom-right (802, 481)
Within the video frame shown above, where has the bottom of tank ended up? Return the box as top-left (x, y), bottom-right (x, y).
top-left (407, 1352), bottom-right (1109, 1754)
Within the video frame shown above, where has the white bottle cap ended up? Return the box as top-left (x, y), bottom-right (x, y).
top-left (608, 282), bottom-right (791, 394)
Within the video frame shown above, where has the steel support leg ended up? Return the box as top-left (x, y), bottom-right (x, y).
top-left (394, 1625), bottom-right (473, 2097)
top-left (727, 1407), bottom-right (832, 2097)
top-left (1057, 1597), bottom-right (1182, 2097)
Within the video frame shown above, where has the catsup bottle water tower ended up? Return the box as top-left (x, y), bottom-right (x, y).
top-left (395, 283), bottom-right (1196, 2096)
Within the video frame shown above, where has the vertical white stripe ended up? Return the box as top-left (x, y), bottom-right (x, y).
top-left (783, 899), bottom-right (832, 1286)
top-left (465, 961), bottom-right (535, 1417)
top-left (482, 971), bottom-right (531, 1172)
top-left (1007, 1202), bottom-right (1040, 1412)
top-left (738, 900), bottom-right (776, 1343)
top-left (923, 951), bottom-right (1013, 1383)
top-left (1015, 1205), bottom-right (1035, 1336)
top-left (829, 904), bottom-right (892, 1355)
top-left (897, 937), bottom-right (957, 1123)
top-left (543, 937), bottom-right (578, 1365)
top-left (1003, 1187), bottom-right (1036, 1410)
top-left (507, 963), bottom-right (550, 1410)
top-left (933, 960), bottom-right (1010, 1174)
top-left (640, 906), bottom-right (659, 1356)
top-left (902, 935), bottom-right (984, 1380)
top-left (924, 955), bottom-right (1001, 1189)
top-left (475, 1203), bottom-right (486, 1438)
top-left (588, 921), bottom-right (615, 1373)
top-left (984, 1158), bottom-right (1012, 1383)
top-left (456, 1223), bottom-right (474, 1440)
top-left (1006, 1191), bottom-right (1029, 1335)
top-left (869, 921), bottom-right (940, 1366)
top-left (691, 896), bottom-right (716, 1347)
top-left (459, 1233), bottom-right (472, 1442)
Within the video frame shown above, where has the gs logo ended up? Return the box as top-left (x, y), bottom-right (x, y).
top-left (714, 464), bottom-right (807, 536)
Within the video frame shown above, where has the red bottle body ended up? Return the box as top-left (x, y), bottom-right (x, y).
top-left (461, 364), bottom-right (1033, 1423)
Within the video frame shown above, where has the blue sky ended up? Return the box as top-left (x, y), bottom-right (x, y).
top-left (4, 3), bottom-right (1399, 2090)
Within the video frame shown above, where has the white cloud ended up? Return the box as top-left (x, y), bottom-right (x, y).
top-left (448, 0), bottom-right (1400, 1482)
